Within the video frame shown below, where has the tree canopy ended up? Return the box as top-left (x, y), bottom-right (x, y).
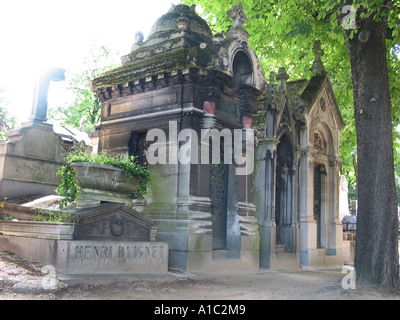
top-left (0, 87), bottom-right (16, 140)
top-left (49, 44), bottom-right (119, 132)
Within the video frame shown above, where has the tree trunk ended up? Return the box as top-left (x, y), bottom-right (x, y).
top-left (352, 153), bottom-right (358, 199)
top-left (346, 6), bottom-right (399, 289)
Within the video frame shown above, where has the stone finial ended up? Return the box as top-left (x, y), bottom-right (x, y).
top-left (312, 40), bottom-right (325, 75)
top-left (276, 67), bottom-right (289, 98)
top-left (131, 31), bottom-right (144, 52)
top-left (227, 2), bottom-right (248, 29)
top-left (225, 3), bottom-right (250, 39)
top-left (276, 67), bottom-right (289, 81)
top-left (269, 71), bottom-right (275, 84)
top-left (265, 71), bottom-right (277, 110)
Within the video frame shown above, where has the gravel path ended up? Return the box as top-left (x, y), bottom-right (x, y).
top-left (1, 250), bottom-right (399, 301)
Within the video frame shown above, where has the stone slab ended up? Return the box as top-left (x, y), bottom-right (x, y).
top-left (0, 179), bottom-right (58, 201)
top-left (0, 236), bottom-right (168, 275)
top-left (0, 220), bottom-right (75, 240)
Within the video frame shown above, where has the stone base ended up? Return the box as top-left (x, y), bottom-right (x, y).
top-left (185, 249), bottom-right (260, 272)
top-left (0, 121), bottom-right (66, 200)
top-left (0, 236), bottom-right (168, 275)
top-left (300, 248), bottom-right (344, 267)
top-left (159, 232), bottom-right (260, 272)
top-left (75, 188), bottom-right (132, 209)
top-left (268, 252), bottom-right (300, 269)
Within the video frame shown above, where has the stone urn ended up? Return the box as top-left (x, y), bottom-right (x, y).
top-left (70, 162), bottom-right (138, 209)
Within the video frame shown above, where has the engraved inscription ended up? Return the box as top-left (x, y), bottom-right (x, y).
top-left (73, 244), bottom-right (165, 261)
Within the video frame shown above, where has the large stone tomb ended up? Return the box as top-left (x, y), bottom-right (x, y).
top-left (91, 3), bottom-right (264, 272)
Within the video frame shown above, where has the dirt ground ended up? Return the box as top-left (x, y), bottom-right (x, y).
top-left (0, 250), bottom-right (399, 301)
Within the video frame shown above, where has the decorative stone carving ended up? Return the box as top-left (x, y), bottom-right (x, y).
top-left (176, 13), bottom-right (190, 30)
top-left (320, 97), bottom-right (327, 111)
top-left (73, 203), bottom-right (157, 242)
top-left (313, 132), bottom-right (324, 153)
top-left (227, 2), bottom-right (248, 29)
top-left (70, 162), bottom-right (138, 209)
top-left (312, 40), bottom-right (325, 75)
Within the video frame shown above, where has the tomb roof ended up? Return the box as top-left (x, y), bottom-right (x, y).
top-left (147, 4), bottom-right (213, 43)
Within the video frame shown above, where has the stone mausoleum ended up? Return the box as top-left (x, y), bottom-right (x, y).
top-left (90, 3), bottom-right (345, 271)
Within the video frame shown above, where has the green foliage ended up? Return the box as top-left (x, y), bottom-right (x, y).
top-left (56, 163), bottom-right (82, 209)
top-left (49, 44), bottom-right (120, 132)
top-left (0, 87), bottom-right (16, 140)
top-left (56, 149), bottom-right (152, 208)
top-left (0, 197), bottom-right (6, 208)
top-left (32, 209), bottom-right (79, 223)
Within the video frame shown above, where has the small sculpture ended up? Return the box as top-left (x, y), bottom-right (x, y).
top-left (227, 2), bottom-right (248, 29)
top-left (131, 31), bottom-right (144, 52)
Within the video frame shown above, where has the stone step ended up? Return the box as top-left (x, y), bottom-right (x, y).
top-left (212, 250), bottom-right (229, 260)
top-left (275, 243), bottom-right (286, 254)
top-left (211, 250), bottom-right (240, 260)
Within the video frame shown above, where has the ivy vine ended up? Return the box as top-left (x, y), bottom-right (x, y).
top-left (56, 149), bottom-right (151, 208)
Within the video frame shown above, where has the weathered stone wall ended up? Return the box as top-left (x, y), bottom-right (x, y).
top-left (0, 122), bottom-right (67, 200)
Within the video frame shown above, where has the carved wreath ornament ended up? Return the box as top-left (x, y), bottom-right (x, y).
top-left (109, 216), bottom-right (125, 237)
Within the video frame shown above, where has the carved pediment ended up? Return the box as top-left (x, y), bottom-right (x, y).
top-left (305, 76), bottom-right (344, 130)
top-left (73, 203), bottom-right (156, 241)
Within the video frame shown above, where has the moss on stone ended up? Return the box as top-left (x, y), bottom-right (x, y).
top-left (92, 45), bottom-right (217, 91)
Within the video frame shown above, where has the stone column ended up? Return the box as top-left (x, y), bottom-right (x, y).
top-left (327, 158), bottom-right (344, 258)
top-left (320, 165), bottom-right (328, 249)
top-left (255, 137), bottom-right (279, 268)
top-left (299, 146), bottom-right (317, 266)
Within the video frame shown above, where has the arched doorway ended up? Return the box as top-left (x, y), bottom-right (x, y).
top-left (233, 50), bottom-right (253, 89)
top-left (313, 164), bottom-right (322, 248)
top-left (312, 129), bottom-right (329, 249)
top-left (275, 134), bottom-right (294, 251)
top-left (210, 137), bottom-right (229, 250)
